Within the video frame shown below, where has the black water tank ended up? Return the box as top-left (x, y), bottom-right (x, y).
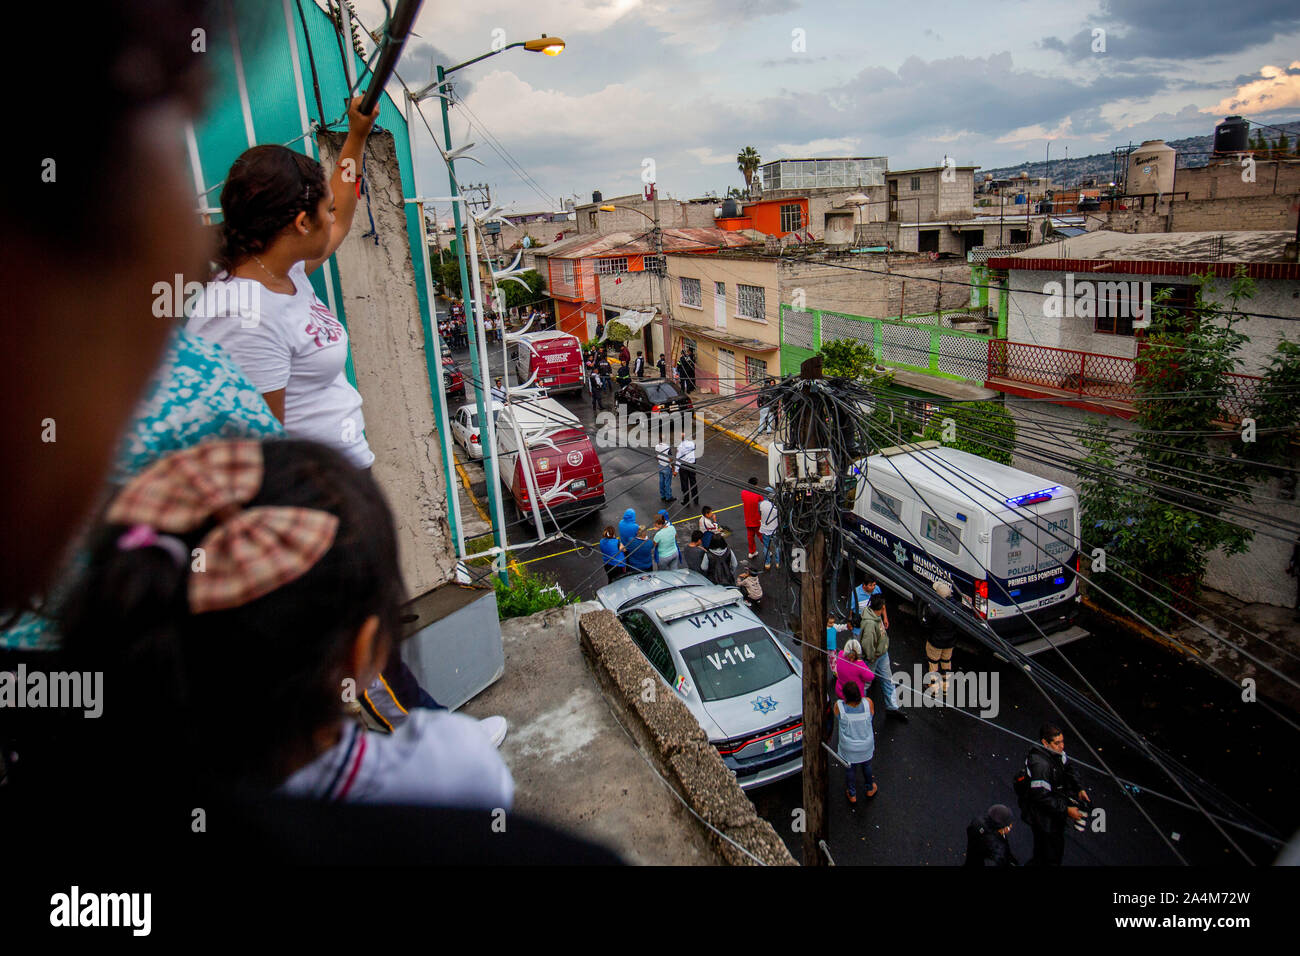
top-left (592, 190), bottom-right (603, 204)
top-left (1214, 115), bottom-right (1249, 154)
top-left (720, 197), bottom-right (740, 218)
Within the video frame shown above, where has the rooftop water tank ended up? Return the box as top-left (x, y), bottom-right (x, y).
top-left (592, 190), bottom-right (603, 204)
top-left (1214, 115), bottom-right (1250, 155)
top-left (1125, 140), bottom-right (1176, 196)
top-left (720, 197), bottom-right (740, 218)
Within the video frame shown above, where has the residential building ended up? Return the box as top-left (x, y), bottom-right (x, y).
top-left (985, 229), bottom-right (1300, 607)
top-left (534, 228), bottom-right (753, 344)
top-left (573, 192), bottom-right (719, 235)
top-left (754, 157), bottom-right (890, 240)
top-left (886, 165), bottom-right (978, 222)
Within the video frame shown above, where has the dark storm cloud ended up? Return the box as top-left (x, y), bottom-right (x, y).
top-left (1042, 0), bottom-right (1300, 61)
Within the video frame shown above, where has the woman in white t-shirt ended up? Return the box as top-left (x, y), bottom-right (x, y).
top-left (188, 97), bottom-right (379, 469)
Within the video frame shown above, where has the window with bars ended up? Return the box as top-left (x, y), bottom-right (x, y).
top-left (644, 254), bottom-right (666, 275)
top-left (680, 276), bottom-right (702, 308)
top-left (737, 284), bottom-right (766, 321)
top-left (780, 203), bottom-right (802, 233)
top-left (596, 256), bottom-right (629, 275)
top-left (910, 176), bottom-right (921, 191)
top-left (745, 356), bottom-right (767, 383)
top-left (561, 260), bottom-right (575, 284)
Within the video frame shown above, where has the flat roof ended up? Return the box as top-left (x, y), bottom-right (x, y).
top-left (988, 229), bottom-right (1300, 278)
top-left (887, 165), bottom-right (980, 175)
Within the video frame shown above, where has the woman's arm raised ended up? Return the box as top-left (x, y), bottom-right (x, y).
top-left (306, 96), bottom-right (379, 276)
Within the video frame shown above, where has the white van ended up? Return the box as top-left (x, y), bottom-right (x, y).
top-left (843, 442), bottom-right (1083, 643)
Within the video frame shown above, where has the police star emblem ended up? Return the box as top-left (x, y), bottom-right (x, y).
top-left (893, 541), bottom-right (908, 565)
top-left (752, 694), bottom-right (777, 715)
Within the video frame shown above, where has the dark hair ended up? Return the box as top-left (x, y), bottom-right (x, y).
top-left (14, 0), bottom-right (210, 266)
top-left (214, 145), bottom-right (328, 275)
top-left (748, 476), bottom-right (758, 486)
top-left (690, 531), bottom-right (703, 543)
top-left (702, 506), bottom-right (713, 515)
top-left (60, 440), bottom-right (406, 791)
top-left (869, 593), bottom-right (885, 611)
top-left (1039, 723), bottom-right (1063, 744)
top-left (603, 525), bottom-right (617, 538)
top-left (843, 681), bottom-right (862, 705)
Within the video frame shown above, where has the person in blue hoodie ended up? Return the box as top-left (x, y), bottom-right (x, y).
top-left (617, 508), bottom-right (639, 550)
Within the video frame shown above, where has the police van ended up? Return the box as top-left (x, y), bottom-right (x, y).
top-left (843, 441), bottom-right (1085, 649)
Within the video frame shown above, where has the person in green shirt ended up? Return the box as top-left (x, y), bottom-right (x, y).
top-left (652, 514), bottom-right (680, 570)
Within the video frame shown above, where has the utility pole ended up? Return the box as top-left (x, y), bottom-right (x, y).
top-left (650, 183), bottom-right (670, 368)
top-left (794, 354), bottom-right (829, 866)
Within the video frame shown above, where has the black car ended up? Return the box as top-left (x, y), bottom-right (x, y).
top-left (616, 378), bottom-right (693, 415)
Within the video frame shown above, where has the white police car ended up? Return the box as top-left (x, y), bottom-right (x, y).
top-left (596, 569), bottom-right (803, 789)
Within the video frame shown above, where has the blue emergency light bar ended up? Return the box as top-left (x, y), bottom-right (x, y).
top-left (1004, 486), bottom-right (1062, 507)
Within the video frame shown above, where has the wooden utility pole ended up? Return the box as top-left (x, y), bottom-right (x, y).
top-left (796, 354), bottom-right (829, 866)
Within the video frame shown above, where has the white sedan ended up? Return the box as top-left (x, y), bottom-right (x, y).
top-left (451, 400), bottom-right (504, 460)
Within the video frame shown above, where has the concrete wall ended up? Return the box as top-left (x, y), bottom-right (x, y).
top-left (1178, 161), bottom-right (1300, 201)
top-left (578, 609), bottom-right (797, 865)
top-left (781, 257), bottom-right (973, 319)
top-left (888, 170), bottom-right (975, 221)
top-left (575, 197), bottom-right (718, 235)
top-left (319, 130), bottom-right (456, 596)
top-left (1101, 193), bottom-right (1300, 234)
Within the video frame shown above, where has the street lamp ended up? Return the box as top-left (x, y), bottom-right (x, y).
top-left (408, 36), bottom-right (565, 584)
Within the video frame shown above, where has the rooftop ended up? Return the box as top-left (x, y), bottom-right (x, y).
top-left (887, 165), bottom-right (980, 176)
top-left (538, 229), bottom-right (754, 259)
top-left (1010, 229), bottom-right (1297, 263)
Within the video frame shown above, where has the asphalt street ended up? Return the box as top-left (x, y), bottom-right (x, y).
top-left (442, 322), bottom-right (1298, 867)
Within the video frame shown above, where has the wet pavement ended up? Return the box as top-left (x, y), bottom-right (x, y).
top-left (442, 325), bottom-right (1300, 867)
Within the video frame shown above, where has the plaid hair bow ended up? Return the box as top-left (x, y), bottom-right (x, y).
top-left (106, 440), bottom-right (339, 614)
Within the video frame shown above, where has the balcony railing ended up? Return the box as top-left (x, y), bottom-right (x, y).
top-left (986, 339), bottom-right (1262, 423)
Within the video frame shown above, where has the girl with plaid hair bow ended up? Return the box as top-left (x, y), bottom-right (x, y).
top-left (60, 438), bottom-right (513, 809)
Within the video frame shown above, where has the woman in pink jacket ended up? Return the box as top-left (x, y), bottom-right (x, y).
top-left (833, 639), bottom-right (876, 701)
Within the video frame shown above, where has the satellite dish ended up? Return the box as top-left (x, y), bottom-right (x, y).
top-left (1039, 220), bottom-right (1052, 238)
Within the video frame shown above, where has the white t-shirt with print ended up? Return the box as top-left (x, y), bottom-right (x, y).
top-left (187, 262), bottom-right (374, 468)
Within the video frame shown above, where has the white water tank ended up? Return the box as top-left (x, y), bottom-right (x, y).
top-left (1125, 140), bottom-right (1176, 196)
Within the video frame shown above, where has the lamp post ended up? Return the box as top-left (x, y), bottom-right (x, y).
top-left (410, 35), bottom-right (564, 584)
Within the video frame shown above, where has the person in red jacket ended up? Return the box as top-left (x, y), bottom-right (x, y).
top-left (741, 476), bottom-right (765, 560)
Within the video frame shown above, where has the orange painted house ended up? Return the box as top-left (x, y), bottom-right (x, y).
top-left (537, 229), bottom-right (754, 341)
top-left (714, 197), bottom-right (809, 237)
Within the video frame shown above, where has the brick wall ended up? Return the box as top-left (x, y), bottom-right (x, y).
top-left (1103, 193), bottom-right (1300, 233)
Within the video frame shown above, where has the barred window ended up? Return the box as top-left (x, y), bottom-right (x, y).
top-left (643, 254), bottom-right (666, 275)
top-left (680, 276), bottom-right (702, 308)
top-left (779, 203), bottom-right (802, 233)
top-left (561, 260), bottom-right (574, 283)
top-left (910, 176), bottom-right (921, 191)
top-left (737, 284), bottom-right (766, 321)
top-left (596, 256), bottom-right (628, 275)
top-left (745, 356), bottom-right (767, 383)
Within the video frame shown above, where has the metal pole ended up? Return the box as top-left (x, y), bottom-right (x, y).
top-left (407, 90), bottom-right (465, 555)
top-left (439, 64), bottom-right (509, 583)
top-left (464, 210), bottom-right (513, 580)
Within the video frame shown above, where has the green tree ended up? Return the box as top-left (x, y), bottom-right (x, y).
top-left (434, 250), bottom-right (462, 299)
top-left (1077, 271), bottom-right (1259, 627)
top-left (500, 269), bottom-right (545, 311)
top-left (737, 146), bottom-right (761, 198)
top-left (922, 401), bottom-right (1016, 465)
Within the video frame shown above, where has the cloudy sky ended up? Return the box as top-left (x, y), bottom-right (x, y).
top-left (356, 0), bottom-right (1300, 215)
